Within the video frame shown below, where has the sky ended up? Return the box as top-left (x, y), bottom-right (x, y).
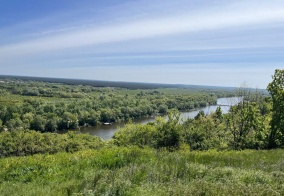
top-left (1, 0), bottom-right (284, 88)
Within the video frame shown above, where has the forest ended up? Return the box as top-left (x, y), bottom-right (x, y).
top-left (0, 75), bottom-right (238, 90)
top-left (0, 78), bottom-right (233, 132)
top-left (0, 69), bottom-right (283, 195)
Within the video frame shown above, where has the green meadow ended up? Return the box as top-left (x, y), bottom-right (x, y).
top-left (1, 147), bottom-right (283, 196)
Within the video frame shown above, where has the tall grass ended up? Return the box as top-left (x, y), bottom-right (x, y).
top-left (0, 147), bottom-right (283, 195)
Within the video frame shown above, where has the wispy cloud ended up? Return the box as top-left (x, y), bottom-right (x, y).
top-left (1, 0), bottom-right (284, 88)
top-left (1, 0), bottom-right (284, 59)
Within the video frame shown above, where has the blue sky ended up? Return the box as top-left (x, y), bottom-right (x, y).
top-left (1, 0), bottom-right (284, 88)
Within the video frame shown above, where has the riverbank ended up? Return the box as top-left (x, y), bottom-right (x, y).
top-left (79, 97), bottom-right (241, 140)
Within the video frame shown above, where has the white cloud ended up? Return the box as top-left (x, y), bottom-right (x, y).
top-left (1, 0), bottom-right (284, 60)
top-left (1, 0), bottom-right (284, 88)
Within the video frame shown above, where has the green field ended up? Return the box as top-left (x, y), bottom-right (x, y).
top-left (0, 147), bottom-right (283, 196)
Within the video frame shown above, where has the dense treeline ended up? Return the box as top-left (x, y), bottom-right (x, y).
top-left (114, 98), bottom-right (271, 151)
top-left (0, 96), bottom-right (271, 158)
top-left (0, 75), bottom-right (238, 90)
top-left (114, 69), bottom-right (284, 150)
top-left (0, 78), bottom-right (233, 132)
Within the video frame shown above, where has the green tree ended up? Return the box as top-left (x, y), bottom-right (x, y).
top-left (44, 113), bottom-right (58, 132)
top-left (113, 123), bottom-right (157, 148)
top-left (215, 106), bottom-right (223, 120)
top-left (30, 115), bottom-right (46, 132)
top-left (267, 69), bottom-right (284, 148)
top-left (155, 110), bottom-right (183, 150)
top-left (225, 85), bottom-right (267, 149)
top-left (100, 109), bottom-right (115, 123)
top-left (87, 111), bottom-right (100, 126)
top-left (194, 110), bottom-right (205, 120)
top-left (158, 104), bottom-right (168, 114)
top-left (58, 112), bottom-right (78, 130)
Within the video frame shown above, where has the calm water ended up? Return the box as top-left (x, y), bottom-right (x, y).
top-left (79, 97), bottom-right (242, 140)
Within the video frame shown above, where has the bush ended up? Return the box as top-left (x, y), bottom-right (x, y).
top-left (0, 130), bottom-right (104, 157)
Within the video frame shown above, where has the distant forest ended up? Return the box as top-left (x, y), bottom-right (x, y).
top-left (0, 75), bottom-right (239, 90)
top-left (0, 76), bottom-right (235, 134)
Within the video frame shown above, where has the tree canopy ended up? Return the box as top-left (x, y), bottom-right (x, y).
top-left (267, 69), bottom-right (284, 148)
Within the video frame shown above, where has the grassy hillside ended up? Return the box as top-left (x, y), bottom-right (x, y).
top-left (0, 147), bottom-right (283, 196)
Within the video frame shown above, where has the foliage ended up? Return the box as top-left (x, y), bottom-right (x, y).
top-left (114, 110), bottom-right (184, 151)
top-left (225, 102), bottom-right (269, 149)
top-left (0, 130), bottom-right (104, 157)
top-left (267, 69), bottom-right (284, 148)
top-left (115, 97), bottom-right (271, 151)
top-left (0, 78), bottom-right (233, 133)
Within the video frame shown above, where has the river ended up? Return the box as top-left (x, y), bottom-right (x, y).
top-left (79, 97), bottom-right (242, 140)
